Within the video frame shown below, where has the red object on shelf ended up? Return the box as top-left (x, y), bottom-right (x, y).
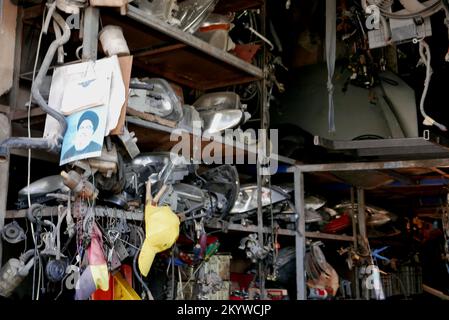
top-left (91, 265), bottom-right (133, 300)
top-left (177, 235), bottom-right (219, 246)
top-left (120, 265), bottom-right (133, 285)
top-left (199, 24), bottom-right (231, 32)
top-left (267, 289), bottom-right (288, 300)
top-left (231, 44), bottom-right (261, 63)
top-left (179, 251), bottom-right (193, 265)
top-left (322, 213), bottom-right (351, 234)
top-left (177, 234), bottom-right (194, 245)
top-left (231, 272), bottom-right (254, 290)
top-left (206, 236), bottom-right (219, 245)
top-left (91, 275), bottom-right (113, 300)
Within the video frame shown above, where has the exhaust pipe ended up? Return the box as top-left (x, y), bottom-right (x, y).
top-left (0, 12), bottom-right (71, 162)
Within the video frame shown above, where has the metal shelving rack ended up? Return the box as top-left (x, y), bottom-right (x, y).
top-left (291, 156), bottom-right (449, 300)
top-left (2, 0), bottom-right (308, 301)
top-left (22, 2), bottom-right (264, 90)
top-left (7, 0), bottom-right (444, 302)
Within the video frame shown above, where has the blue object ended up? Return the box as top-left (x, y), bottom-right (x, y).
top-left (372, 246), bottom-right (390, 263)
top-left (169, 257), bottom-right (186, 267)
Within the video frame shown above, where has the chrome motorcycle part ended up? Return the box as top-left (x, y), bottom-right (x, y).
top-left (134, 0), bottom-right (180, 25)
top-left (18, 175), bottom-right (68, 198)
top-left (176, 0), bottom-right (219, 33)
top-left (0, 250), bottom-right (35, 297)
top-left (194, 92), bottom-right (247, 135)
top-left (200, 164), bottom-right (240, 217)
top-left (230, 185), bottom-right (288, 214)
top-left (128, 78), bottom-right (183, 122)
top-left (2, 221), bottom-right (26, 244)
top-left (305, 209), bottom-right (323, 224)
top-left (305, 195), bottom-right (326, 211)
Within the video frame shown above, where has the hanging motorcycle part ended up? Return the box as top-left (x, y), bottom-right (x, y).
top-left (2, 221), bottom-right (26, 244)
top-left (28, 204), bottom-right (68, 284)
top-left (417, 40), bottom-right (447, 132)
top-left (46, 206), bottom-right (70, 282)
top-left (127, 224), bottom-right (145, 257)
top-left (305, 241), bottom-right (341, 297)
top-left (238, 233), bottom-right (271, 263)
top-left (61, 170), bottom-right (98, 200)
top-left (0, 250), bottom-right (35, 297)
top-left (46, 259), bottom-right (67, 283)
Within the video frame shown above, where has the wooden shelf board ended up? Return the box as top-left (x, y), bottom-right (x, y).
top-left (103, 5), bottom-right (263, 90)
top-left (23, 4), bottom-right (263, 90)
top-left (127, 116), bottom-right (295, 166)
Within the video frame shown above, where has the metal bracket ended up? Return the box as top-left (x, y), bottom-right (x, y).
top-left (118, 127), bottom-right (140, 159)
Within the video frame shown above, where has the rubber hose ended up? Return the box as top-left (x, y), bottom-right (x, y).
top-left (27, 204), bottom-right (44, 224)
top-left (0, 12), bottom-right (71, 156)
top-left (133, 232), bottom-right (154, 300)
top-left (31, 12), bottom-right (70, 137)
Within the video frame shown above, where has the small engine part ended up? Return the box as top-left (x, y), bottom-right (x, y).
top-left (0, 250), bottom-right (35, 297)
top-left (46, 259), bottom-right (67, 283)
top-left (2, 221), bottom-right (26, 244)
top-left (61, 170), bottom-right (98, 200)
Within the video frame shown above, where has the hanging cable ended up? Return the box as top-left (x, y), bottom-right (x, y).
top-left (418, 40), bottom-right (447, 131)
top-left (326, 0), bottom-right (337, 133)
top-left (133, 232), bottom-right (154, 300)
top-left (27, 6), bottom-right (48, 300)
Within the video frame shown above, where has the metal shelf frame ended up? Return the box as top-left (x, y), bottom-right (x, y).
top-left (1, 0), bottom-right (312, 303)
top-left (290, 156), bottom-right (449, 300)
top-left (125, 4), bottom-right (263, 79)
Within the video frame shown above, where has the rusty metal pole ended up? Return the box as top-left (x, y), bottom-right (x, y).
top-left (357, 188), bottom-right (367, 242)
top-left (294, 167), bottom-right (306, 300)
top-left (255, 0), bottom-right (269, 300)
top-left (350, 187), bottom-right (361, 299)
top-left (0, 114), bottom-right (11, 266)
top-left (256, 157), bottom-right (266, 299)
top-left (0, 2), bottom-right (20, 266)
top-left (82, 6), bottom-right (100, 61)
top-left (357, 187), bottom-right (368, 300)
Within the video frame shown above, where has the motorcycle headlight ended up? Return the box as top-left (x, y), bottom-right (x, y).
top-left (201, 109), bottom-right (244, 135)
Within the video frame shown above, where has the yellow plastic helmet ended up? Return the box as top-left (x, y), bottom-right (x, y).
top-left (138, 204), bottom-right (180, 277)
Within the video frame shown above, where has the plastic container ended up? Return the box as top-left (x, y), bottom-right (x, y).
top-left (99, 25), bottom-right (130, 57)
